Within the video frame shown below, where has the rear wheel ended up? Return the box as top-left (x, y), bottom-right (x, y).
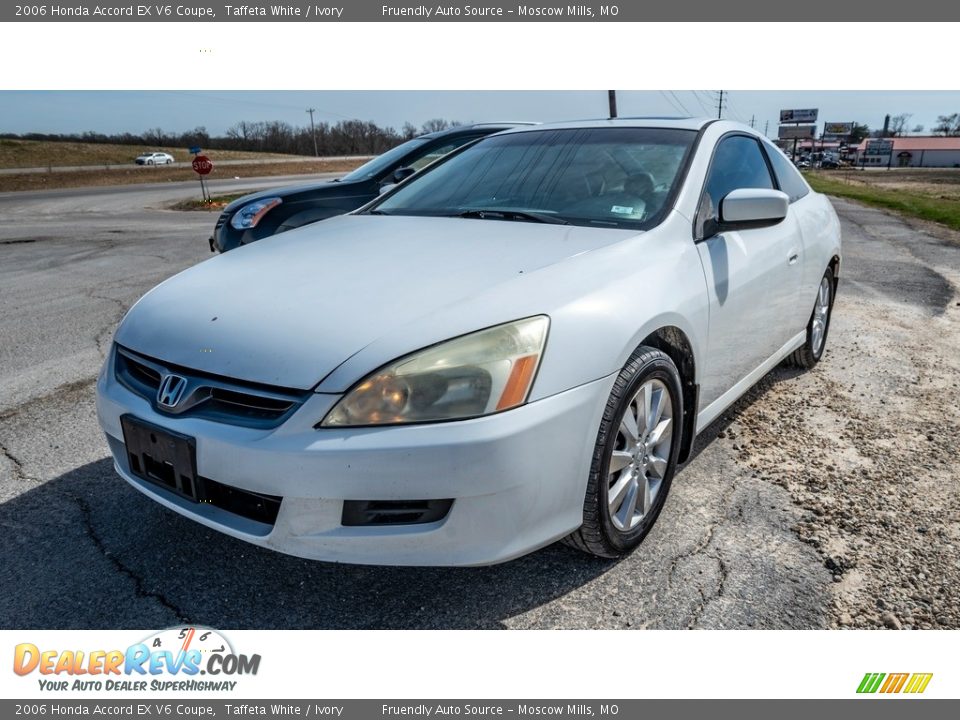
top-left (564, 346), bottom-right (682, 558)
top-left (788, 267), bottom-right (835, 369)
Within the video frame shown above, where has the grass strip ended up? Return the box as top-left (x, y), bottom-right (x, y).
top-left (805, 172), bottom-right (960, 232)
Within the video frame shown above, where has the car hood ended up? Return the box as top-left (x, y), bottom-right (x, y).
top-left (115, 215), bottom-right (635, 389)
top-left (223, 178), bottom-right (364, 211)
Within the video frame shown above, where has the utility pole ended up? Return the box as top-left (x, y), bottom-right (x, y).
top-left (717, 90), bottom-right (724, 119)
top-left (764, 120), bottom-right (770, 137)
top-left (750, 114), bottom-right (755, 129)
top-left (608, 90), bottom-right (618, 119)
top-left (306, 108), bottom-right (319, 157)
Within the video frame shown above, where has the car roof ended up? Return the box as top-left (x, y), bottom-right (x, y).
top-left (419, 122), bottom-right (538, 139)
top-left (498, 117), bottom-right (719, 134)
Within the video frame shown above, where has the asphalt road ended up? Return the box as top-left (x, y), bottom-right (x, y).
top-left (1, 179), bottom-right (957, 630)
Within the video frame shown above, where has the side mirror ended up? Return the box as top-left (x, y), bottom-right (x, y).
top-left (698, 188), bottom-right (789, 239)
top-left (720, 188), bottom-right (788, 227)
top-left (392, 166), bottom-right (416, 183)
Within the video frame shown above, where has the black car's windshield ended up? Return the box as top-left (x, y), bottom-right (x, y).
top-left (371, 127), bottom-right (697, 229)
top-left (339, 138), bottom-right (430, 182)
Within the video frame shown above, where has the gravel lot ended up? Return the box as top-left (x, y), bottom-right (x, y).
top-left (0, 179), bottom-right (957, 630)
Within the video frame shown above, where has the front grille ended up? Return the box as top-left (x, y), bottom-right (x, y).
top-left (214, 212), bottom-right (229, 230)
top-left (115, 345), bottom-right (309, 430)
top-left (342, 499), bottom-right (454, 527)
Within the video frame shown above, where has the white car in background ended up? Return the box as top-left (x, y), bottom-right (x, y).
top-left (135, 151), bottom-right (175, 165)
top-left (97, 118), bottom-right (841, 566)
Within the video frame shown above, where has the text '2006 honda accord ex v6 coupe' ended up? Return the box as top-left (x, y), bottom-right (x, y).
top-left (96, 118), bottom-right (841, 566)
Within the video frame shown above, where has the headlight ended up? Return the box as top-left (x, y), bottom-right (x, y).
top-left (230, 197), bottom-right (282, 230)
top-left (321, 316), bottom-right (549, 427)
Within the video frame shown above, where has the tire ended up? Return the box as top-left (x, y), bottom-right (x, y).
top-left (147, 159), bottom-right (154, 166)
top-left (787, 266), bottom-right (835, 369)
top-left (564, 346), bottom-right (683, 558)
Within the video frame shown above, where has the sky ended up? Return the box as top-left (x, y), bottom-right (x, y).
top-left (2, 90), bottom-right (959, 138)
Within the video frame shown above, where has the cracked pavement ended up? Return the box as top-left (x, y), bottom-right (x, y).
top-left (0, 180), bottom-right (957, 629)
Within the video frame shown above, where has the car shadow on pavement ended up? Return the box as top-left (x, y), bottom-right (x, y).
top-left (0, 457), bottom-right (618, 630)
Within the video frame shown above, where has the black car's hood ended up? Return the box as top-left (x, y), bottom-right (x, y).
top-left (223, 177), bottom-right (370, 212)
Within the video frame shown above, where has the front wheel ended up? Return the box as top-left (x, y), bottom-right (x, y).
top-left (564, 346), bottom-right (683, 558)
top-left (788, 266), bottom-right (835, 369)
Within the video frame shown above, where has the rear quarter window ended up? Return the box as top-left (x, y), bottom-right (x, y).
top-left (763, 142), bottom-right (810, 202)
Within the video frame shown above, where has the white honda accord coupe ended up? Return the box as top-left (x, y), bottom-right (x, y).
top-left (96, 118), bottom-right (841, 566)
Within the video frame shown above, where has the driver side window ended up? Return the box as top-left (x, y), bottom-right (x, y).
top-left (703, 135), bottom-right (774, 220)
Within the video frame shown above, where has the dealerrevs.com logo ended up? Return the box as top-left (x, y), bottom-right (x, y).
top-left (13, 627), bottom-right (261, 692)
top-left (857, 673), bottom-right (933, 694)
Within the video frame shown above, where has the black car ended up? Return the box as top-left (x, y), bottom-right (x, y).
top-left (209, 122), bottom-right (533, 252)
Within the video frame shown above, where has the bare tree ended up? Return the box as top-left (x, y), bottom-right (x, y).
top-left (933, 113), bottom-right (960, 136)
top-left (421, 118), bottom-right (450, 133)
top-left (911, 124), bottom-right (925, 135)
top-left (146, 127), bottom-right (165, 146)
top-left (889, 113), bottom-right (912, 136)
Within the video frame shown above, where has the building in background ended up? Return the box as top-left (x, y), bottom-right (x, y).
top-left (854, 136), bottom-right (960, 168)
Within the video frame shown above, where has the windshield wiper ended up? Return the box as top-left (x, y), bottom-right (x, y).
top-left (456, 208), bottom-right (569, 225)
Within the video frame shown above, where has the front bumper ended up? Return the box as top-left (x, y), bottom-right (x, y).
top-left (96, 358), bottom-right (613, 566)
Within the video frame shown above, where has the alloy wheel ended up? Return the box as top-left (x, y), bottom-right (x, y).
top-left (811, 275), bottom-right (831, 354)
top-left (606, 378), bottom-right (673, 531)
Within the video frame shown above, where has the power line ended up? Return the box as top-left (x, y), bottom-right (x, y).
top-left (659, 91), bottom-right (686, 116)
top-left (162, 91), bottom-right (357, 121)
top-left (726, 97), bottom-right (750, 124)
top-left (689, 91), bottom-right (710, 116)
top-left (667, 91), bottom-right (691, 115)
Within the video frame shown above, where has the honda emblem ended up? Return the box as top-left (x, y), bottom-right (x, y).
top-left (157, 374), bottom-right (188, 409)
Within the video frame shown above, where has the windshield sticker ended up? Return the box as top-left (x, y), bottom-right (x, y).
top-left (611, 205), bottom-right (634, 214)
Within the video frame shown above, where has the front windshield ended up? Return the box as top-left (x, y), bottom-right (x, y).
top-left (339, 138), bottom-right (430, 182)
top-left (372, 127), bottom-right (697, 229)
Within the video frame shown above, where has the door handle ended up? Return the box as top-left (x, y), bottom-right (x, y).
top-left (788, 253), bottom-right (799, 265)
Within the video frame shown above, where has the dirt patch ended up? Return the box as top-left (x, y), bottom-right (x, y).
top-left (712, 202), bottom-right (960, 629)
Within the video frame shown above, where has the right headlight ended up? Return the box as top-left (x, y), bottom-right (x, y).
top-left (230, 197), bottom-right (282, 230)
top-left (320, 316), bottom-right (549, 427)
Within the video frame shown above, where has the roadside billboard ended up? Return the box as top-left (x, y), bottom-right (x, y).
top-left (778, 124), bottom-right (817, 139)
top-left (824, 122), bottom-right (854, 136)
top-left (780, 108), bottom-right (819, 123)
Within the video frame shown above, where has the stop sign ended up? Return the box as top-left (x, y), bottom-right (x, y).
top-left (192, 155), bottom-right (213, 175)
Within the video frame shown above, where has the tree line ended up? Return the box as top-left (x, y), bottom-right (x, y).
top-left (0, 118), bottom-right (463, 155)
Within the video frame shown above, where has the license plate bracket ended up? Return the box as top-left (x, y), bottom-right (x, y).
top-left (120, 414), bottom-right (200, 503)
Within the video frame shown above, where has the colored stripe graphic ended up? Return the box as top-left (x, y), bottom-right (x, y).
top-left (904, 673), bottom-right (933, 694)
top-left (857, 673), bottom-right (885, 693)
top-left (857, 672), bottom-right (932, 694)
top-left (880, 673), bottom-right (909, 693)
